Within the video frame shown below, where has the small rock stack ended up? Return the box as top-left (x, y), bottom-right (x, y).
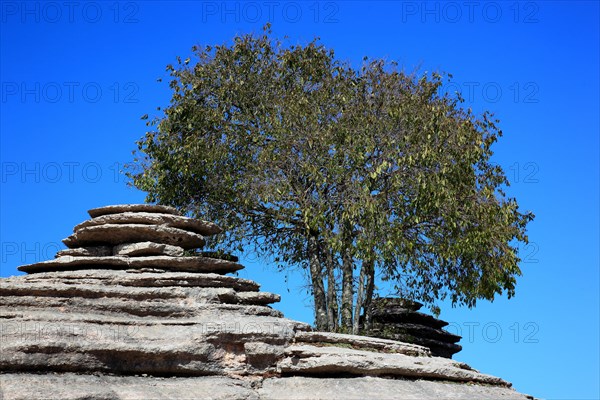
top-left (20, 204), bottom-right (241, 275)
top-left (364, 297), bottom-right (462, 358)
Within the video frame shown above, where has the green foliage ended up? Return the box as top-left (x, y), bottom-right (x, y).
top-left (127, 25), bottom-right (534, 329)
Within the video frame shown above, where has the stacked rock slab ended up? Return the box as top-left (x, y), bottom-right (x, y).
top-left (0, 204), bottom-right (534, 399)
top-left (364, 297), bottom-right (462, 358)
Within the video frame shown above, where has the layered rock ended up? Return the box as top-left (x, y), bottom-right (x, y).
top-left (363, 297), bottom-right (462, 359)
top-left (0, 204), bottom-right (534, 399)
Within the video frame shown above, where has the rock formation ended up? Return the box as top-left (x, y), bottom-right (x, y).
top-left (0, 204), bottom-right (534, 399)
top-left (363, 297), bottom-right (462, 358)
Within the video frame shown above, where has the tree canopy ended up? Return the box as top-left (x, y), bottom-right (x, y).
top-left (128, 26), bottom-right (534, 332)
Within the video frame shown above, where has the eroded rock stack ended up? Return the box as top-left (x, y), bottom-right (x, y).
top-left (22, 204), bottom-right (236, 274)
top-left (364, 297), bottom-right (462, 359)
top-left (0, 204), bottom-right (534, 399)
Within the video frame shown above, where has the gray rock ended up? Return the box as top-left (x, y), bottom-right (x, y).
top-left (378, 332), bottom-right (463, 359)
top-left (371, 297), bottom-right (423, 312)
top-left (56, 246), bottom-right (112, 257)
top-left (0, 280), bottom-right (277, 308)
top-left (17, 255), bottom-right (244, 274)
top-left (259, 376), bottom-right (534, 400)
top-left (1, 203), bottom-right (536, 400)
top-left (0, 373), bottom-right (533, 400)
top-left (278, 344), bottom-right (508, 386)
top-left (370, 322), bottom-right (461, 343)
top-left (0, 263), bottom-right (533, 399)
top-left (293, 331), bottom-right (431, 357)
top-left (236, 291), bottom-right (281, 305)
top-left (88, 204), bottom-right (181, 218)
top-left (63, 224), bottom-right (205, 249)
top-left (113, 241), bottom-right (184, 257)
top-left (370, 308), bottom-right (449, 328)
top-left (365, 297), bottom-right (461, 358)
top-left (0, 373), bottom-right (258, 400)
top-left (15, 269), bottom-right (261, 291)
top-left (75, 212), bottom-right (222, 236)
top-left (244, 342), bottom-right (285, 369)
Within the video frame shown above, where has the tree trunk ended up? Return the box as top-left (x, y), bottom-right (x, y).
top-left (362, 260), bottom-right (375, 332)
top-left (325, 249), bottom-right (338, 332)
top-left (308, 234), bottom-right (328, 331)
top-left (340, 249), bottom-right (354, 331)
top-left (352, 259), bottom-right (368, 335)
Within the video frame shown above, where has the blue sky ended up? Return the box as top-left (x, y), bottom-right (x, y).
top-left (1, 1), bottom-right (598, 398)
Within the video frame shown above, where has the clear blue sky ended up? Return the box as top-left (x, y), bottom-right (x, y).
top-left (1, 2), bottom-right (598, 398)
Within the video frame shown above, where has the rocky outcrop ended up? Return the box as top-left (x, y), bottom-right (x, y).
top-left (0, 204), bottom-right (534, 400)
top-left (364, 297), bottom-right (462, 358)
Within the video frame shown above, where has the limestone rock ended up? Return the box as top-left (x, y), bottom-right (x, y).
top-left (371, 297), bottom-right (424, 312)
top-left (88, 204), bottom-right (181, 218)
top-left (258, 377), bottom-right (534, 400)
top-left (244, 342), bottom-right (286, 369)
top-left (370, 309), bottom-right (449, 328)
top-left (75, 212), bottom-right (222, 236)
top-left (63, 224), bottom-right (205, 249)
top-left (0, 374), bottom-right (258, 400)
top-left (56, 246), bottom-right (112, 257)
top-left (278, 344), bottom-right (508, 386)
top-left (364, 297), bottom-right (461, 358)
top-left (18, 255), bottom-right (244, 274)
top-left (0, 204), bottom-right (535, 399)
top-left (370, 322), bottom-right (461, 343)
top-left (12, 269), bottom-right (261, 291)
top-left (113, 241), bottom-right (184, 257)
top-left (294, 331), bottom-right (431, 357)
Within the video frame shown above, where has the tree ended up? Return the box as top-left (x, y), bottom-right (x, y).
top-left (128, 25), bottom-right (534, 332)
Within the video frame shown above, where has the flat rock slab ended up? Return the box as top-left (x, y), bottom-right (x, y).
top-left (279, 344), bottom-right (509, 386)
top-left (56, 246), bottom-right (112, 257)
top-left (113, 242), bottom-right (184, 257)
top-left (74, 212), bottom-right (222, 236)
top-left (259, 376), bottom-right (534, 400)
top-left (371, 309), bottom-right (449, 328)
top-left (14, 269), bottom-right (261, 291)
top-left (371, 322), bottom-right (461, 343)
top-left (294, 331), bottom-right (431, 357)
top-left (17, 255), bottom-right (244, 274)
top-left (63, 224), bottom-right (205, 249)
top-left (371, 298), bottom-right (423, 312)
top-left (0, 373), bottom-right (257, 400)
top-left (377, 331), bottom-right (463, 358)
top-left (0, 374), bottom-right (534, 400)
top-left (88, 204), bottom-right (181, 218)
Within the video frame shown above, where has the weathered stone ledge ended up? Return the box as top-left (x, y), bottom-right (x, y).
top-left (278, 344), bottom-right (510, 387)
top-left (88, 204), bottom-right (181, 218)
top-left (0, 373), bottom-right (536, 400)
top-left (293, 331), bottom-right (431, 357)
top-left (13, 270), bottom-right (261, 291)
top-left (63, 224), bottom-right (205, 249)
top-left (18, 256), bottom-right (243, 274)
top-left (74, 212), bottom-right (222, 236)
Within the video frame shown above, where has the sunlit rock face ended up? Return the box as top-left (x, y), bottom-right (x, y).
top-left (0, 204), bottom-right (535, 400)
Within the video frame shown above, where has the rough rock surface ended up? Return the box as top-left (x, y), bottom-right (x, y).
top-left (75, 212), bottom-right (222, 236)
top-left (0, 204), bottom-right (535, 400)
top-left (88, 204), bottom-right (181, 218)
top-left (56, 246), bottom-right (113, 257)
top-left (364, 297), bottom-right (463, 358)
top-left (63, 224), bottom-right (205, 249)
top-left (18, 255), bottom-right (244, 274)
top-left (113, 241), bottom-right (184, 256)
top-left (259, 377), bottom-right (534, 400)
top-left (0, 374), bottom-right (534, 400)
